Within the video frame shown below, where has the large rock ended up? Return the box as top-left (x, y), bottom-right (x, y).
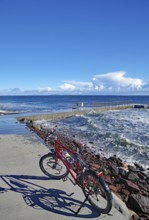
top-left (127, 172), bottom-right (139, 182)
top-left (127, 194), bottom-right (149, 215)
top-left (120, 179), bottom-right (140, 193)
top-left (118, 167), bottom-right (129, 178)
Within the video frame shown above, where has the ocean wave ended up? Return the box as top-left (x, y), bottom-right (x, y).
top-left (36, 108), bottom-right (149, 167)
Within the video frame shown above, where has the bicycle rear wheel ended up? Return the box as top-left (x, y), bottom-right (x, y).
top-left (81, 169), bottom-right (112, 214)
top-left (39, 153), bottom-right (69, 179)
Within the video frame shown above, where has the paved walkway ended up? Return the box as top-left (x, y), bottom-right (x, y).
top-left (0, 134), bottom-right (129, 220)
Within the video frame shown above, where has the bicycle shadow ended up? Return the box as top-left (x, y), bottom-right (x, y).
top-left (0, 174), bottom-right (100, 218)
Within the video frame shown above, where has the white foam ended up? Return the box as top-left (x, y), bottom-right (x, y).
top-left (34, 108), bottom-right (149, 167)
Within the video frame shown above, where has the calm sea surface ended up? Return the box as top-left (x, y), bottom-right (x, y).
top-left (0, 95), bottom-right (149, 167)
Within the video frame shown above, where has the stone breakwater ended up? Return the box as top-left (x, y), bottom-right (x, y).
top-left (25, 122), bottom-right (149, 220)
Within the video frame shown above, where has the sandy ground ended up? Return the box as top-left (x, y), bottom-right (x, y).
top-left (0, 134), bottom-right (130, 220)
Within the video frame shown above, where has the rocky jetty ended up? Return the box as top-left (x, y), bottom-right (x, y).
top-left (27, 123), bottom-right (149, 220)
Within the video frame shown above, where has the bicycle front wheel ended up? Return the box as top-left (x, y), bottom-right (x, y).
top-left (39, 153), bottom-right (69, 179)
top-left (81, 169), bottom-right (112, 214)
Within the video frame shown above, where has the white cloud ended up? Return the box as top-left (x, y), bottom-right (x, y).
top-left (0, 71), bottom-right (148, 95)
top-left (59, 71), bottom-right (145, 93)
top-left (59, 80), bottom-right (93, 91)
top-left (59, 83), bottom-right (76, 91)
top-left (38, 87), bottom-right (53, 92)
top-left (64, 80), bottom-right (93, 88)
top-left (92, 71), bottom-right (144, 91)
top-left (95, 85), bottom-right (105, 91)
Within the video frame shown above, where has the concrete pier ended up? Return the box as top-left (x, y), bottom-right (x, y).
top-left (17, 104), bottom-right (134, 123)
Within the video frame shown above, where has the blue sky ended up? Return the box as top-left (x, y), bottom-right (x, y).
top-left (0, 0), bottom-right (149, 95)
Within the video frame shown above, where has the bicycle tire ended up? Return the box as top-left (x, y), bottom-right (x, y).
top-left (39, 153), bottom-right (69, 179)
top-left (81, 169), bottom-right (112, 214)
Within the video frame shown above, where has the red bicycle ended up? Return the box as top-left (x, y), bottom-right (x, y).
top-left (39, 131), bottom-right (112, 214)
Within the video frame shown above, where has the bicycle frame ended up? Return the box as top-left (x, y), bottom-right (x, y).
top-left (53, 139), bottom-right (86, 185)
top-left (41, 134), bottom-right (112, 215)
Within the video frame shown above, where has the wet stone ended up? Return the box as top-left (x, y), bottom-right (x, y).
top-left (143, 171), bottom-right (149, 179)
top-left (109, 185), bottom-right (118, 193)
top-left (129, 214), bottom-right (141, 220)
top-left (127, 172), bottom-right (139, 182)
top-left (118, 167), bottom-right (129, 178)
top-left (134, 163), bottom-right (145, 172)
top-left (128, 165), bottom-right (139, 173)
top-left (115, 183), bottom-right (125, 192)
top-left (109, 156), bottom-right (123, 167)
top-left (117, 187), bottom-right (131, 202)
top-left (138, 172), bottom-right (148, 181)
top-left (111, 164), bottom-right (119, 174)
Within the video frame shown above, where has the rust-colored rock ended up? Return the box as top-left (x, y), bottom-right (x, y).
top-left (120, 179), bottom-right (140, 193)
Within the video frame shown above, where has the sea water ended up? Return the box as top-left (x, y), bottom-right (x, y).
top-left (0, 95), bottom-right (149, 166)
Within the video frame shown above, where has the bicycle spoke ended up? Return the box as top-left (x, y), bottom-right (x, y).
top-left (81, 170), bottom-right (112, 214)
top-left (39, 153), bottom-right (69, 179)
